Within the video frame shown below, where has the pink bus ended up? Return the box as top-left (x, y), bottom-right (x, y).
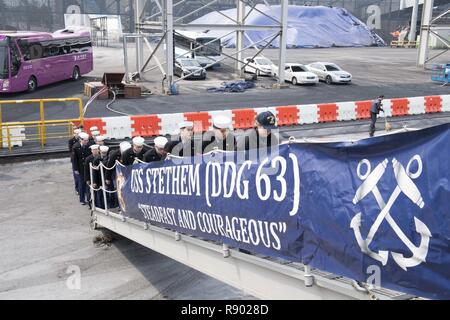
top-left (0, 29), bottom-right (93, 93)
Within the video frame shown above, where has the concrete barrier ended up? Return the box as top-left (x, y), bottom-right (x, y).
top-left (83, 95), bottom-right (450, 139)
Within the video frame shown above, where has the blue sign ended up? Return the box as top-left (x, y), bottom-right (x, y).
top-left (116, 124), bottom-right (450, 300)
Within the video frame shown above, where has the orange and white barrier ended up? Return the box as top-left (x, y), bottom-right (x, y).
top-left (82, 95), bottom-right (450, 139)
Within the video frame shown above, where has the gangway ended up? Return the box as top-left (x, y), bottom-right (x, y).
top-left (92, 208), bottom-right (416, 300)
top-left (88, 142), bottom-right (426, 301)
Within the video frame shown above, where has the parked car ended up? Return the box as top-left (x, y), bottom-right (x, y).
top-left (306, 62), bottom-right (352, 84)
top-left (278, 63), bottom-right (319, 85)
top-left (175, 58), bottom-right (206, 80)
top-left (243, 56), bottom-right (276, 76)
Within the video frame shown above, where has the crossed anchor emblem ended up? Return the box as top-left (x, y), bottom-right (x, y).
top-left (350, 155), bottom-right (432, 271)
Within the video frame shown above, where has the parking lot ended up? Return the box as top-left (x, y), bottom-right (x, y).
top-left (93, 45), bottom-right (450, 94)
top-left (1, 46), bottom-right (448, 124)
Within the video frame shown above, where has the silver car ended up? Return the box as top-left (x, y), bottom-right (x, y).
top-left (307, 62), bottom-right (352, 84)
top-left (175, 58), bottom-right (207, 80)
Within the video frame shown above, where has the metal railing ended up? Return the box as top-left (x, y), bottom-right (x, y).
top-left (0, 98), bottom-right (84, 152)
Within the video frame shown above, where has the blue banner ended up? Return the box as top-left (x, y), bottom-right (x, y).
top-left (116, 124), bottom-right (450, 300)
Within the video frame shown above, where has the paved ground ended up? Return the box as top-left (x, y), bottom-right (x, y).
top-left (0, 47), bottom-right (449, 123)
top-left (0, 159), bottom-right (254, 300)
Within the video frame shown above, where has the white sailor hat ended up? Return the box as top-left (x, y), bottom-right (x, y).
top-left (213, 115), bottom-right (233, 130)
top-left (154, 136), bottom-right (168, 149)
top-left (100, 146), bottom-right (110, 153)
top-left (90, 126), bottom-right (99, 132)
top-left (91, 131), bottom-right (100, 137)
top-left (133, 136), bottom-right (145, 147)
top-left (74, 129), bottom-right (82, 135)
top-left (179, 121), bottom-right (194, 129)
top-left (79, 132), bottom-right (90, 140)
top-left (95, 135), bottom-right (105, 142)
top-left (90, 144), bottom-right (100, 150)
top-left (120, 141), bottom-right (132, 153)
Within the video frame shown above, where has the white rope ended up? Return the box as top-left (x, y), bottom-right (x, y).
top-left (115, 160), bottom-right (126, 168)
top-left (83, 86), bottom-right (108, 116)
top-left (102, 188), bottom-right (118, 194)
top-left (165, 153), bottom-right (184, 160)
top-left (100, 161), bottom-right (119, 171)
top-left (134, 158), bottom-right (147, 164)
top-left (87, 181), bottom-right (118, 194)
top-left (105, 89), bottom-right (132, 116)
top-left (203, 147), bottom-right (236, 156)
top-left (90, 164), bottom-right (101, 170)
top-left (91, 160), bottom-right (125, 171)
top-left (87, 184), bottom-right (103, 192)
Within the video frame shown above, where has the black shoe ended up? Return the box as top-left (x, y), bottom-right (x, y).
top-left (81, 202), bottom-right (87, 206)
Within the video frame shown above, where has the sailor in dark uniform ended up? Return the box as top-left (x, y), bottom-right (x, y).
top-left (105, 142), bottom-right (132, 209)
top-left (143, 137), bottom-right (169, 163)
top-left (84, 145), bottom-right (100, 209)
top-left (69, 129), bottom-right (81, 153)
top-left (170, 121), bottom-right (200, 158)
top-left (95, 135), bottom-right (106, 146)
top-left (105, 142), bottom-right (131, 184)
top-left (237, 111), bottom-right (280, 161)
top-left (91, 131), bottom-right (101, 145)
top-left (93, 145), bottom-right (110, 209)
top-left (69, 128), bottom-right (82, 194)
top-left (237, 111), bottom-right (280, 150)
top-left (89, 127), bottom-right (99, 146)
top-left (202, 115), bottom-right (237, 153)
top-left (72, 132), bottom-right (92, 205)
top-left (121, 137), bottom-right (149, 166)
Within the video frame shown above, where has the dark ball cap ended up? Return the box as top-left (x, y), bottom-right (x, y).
top-left (256, 111), bottom-right (278, 130)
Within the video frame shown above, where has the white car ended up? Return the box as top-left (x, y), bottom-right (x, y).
top-left (307, 62), bottom-right (352, 84)
top-left (280, 63), bottom-right (319, 85)
top-left (244, 57), bottom-right (276, 76)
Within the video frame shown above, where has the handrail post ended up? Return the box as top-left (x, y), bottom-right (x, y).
top-left (78, 98), bottom-right (84, 126)
top-left (304, 264), bottom-right (315, 287)
top-left (100, 164), bottom-right (108, 212)
top-left (68, 122), bottom-right (72, 139)
top-left (39, 100), bottom-right (46, 148)
top-left (90, 163), bottom-right (96, 212)
top-left (223, 244), bottom-right (230, 258)
top-left (37, 123), bottom-right (41, 147)
top-left (7, 126), bottom-right (11, 152)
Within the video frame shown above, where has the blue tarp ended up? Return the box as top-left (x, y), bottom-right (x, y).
top-left (206, 80), bottom-right (256, 93)
top-left (190, 5), bottom-right (385, 48)
top-left (116, 124), bottom-right (450, 299)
